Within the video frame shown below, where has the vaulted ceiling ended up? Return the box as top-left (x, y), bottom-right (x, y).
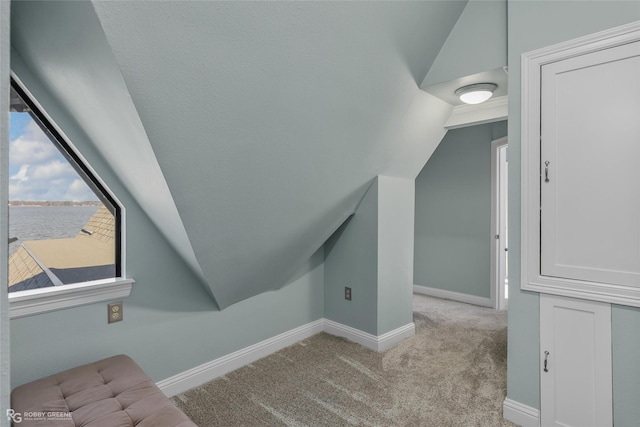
top-left (11, 0), bottom-right (469, 308)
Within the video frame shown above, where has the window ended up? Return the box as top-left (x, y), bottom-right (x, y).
top-left (8, 77), bottom-right (132, 318)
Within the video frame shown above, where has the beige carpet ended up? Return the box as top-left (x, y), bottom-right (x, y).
top-left (173, 294), bottom-right (515, 426)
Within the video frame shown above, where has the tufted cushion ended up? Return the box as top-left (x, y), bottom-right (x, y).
top-left (11, 355), bottom-right (196, 427)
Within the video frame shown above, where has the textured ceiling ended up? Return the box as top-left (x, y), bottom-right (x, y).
top-left (13, 1), bottom-right (468, 309)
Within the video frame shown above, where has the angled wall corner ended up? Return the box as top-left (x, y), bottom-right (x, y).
top-left (324, 179), bottom-right (379, 335)
top-left (324, 176), bottom-right (415, 338)
top-left (377, 176), bottom-right (415, 335)
top-left (419, 0), bottom-right (508, 127)
top-left (422, 0), bottom-right (507, 88)
top-left (383, 89), bottom-right (453, 179)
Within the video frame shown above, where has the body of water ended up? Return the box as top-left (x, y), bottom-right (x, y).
top-left (9, 205), bottom-right (99, 255)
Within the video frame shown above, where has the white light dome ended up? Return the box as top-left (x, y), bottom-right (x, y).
top-left (455, 83), bottom-right (497, 105)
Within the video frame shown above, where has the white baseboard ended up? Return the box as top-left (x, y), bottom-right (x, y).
top-left (157, 319), bottom-right (324, 397)
top-left (414, 285), bottom-right (493, 308)
top-left (377, 322), bottom-right (415, 351)
top-left (324, 319), bottom-right (415, 352)
top-left (323, 319), bottom-right (379, 350)
top-left (157, 318), bottom-right (415, 397)
top-left (503, 398), bottom-right (540, 427)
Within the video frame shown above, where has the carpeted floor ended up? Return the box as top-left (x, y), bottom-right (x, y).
top-left (173, 294), bottom-right (515, 426)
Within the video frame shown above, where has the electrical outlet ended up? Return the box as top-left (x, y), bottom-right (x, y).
top-left (345, 287), bottom-right (352, 301)
top-left (108, 301), bottom-right (123, 324)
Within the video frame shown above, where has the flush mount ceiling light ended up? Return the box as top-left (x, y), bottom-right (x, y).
top-left (455, 83), bottom-right (497, 105)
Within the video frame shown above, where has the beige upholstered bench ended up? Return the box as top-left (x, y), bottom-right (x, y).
top-left (11, 355), bottom-right (195, 426)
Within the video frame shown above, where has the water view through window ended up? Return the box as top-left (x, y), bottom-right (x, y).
top-left (8, 83), bottom-right (118, 292)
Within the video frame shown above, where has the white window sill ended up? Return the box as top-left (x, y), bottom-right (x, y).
top-left (9, 277), bottom-right (134, 319)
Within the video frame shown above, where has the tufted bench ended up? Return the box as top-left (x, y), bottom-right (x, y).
top-left (11, 355), bottom-right (196, 426)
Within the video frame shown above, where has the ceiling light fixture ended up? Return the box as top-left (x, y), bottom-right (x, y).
top-left (455, 83), bottom-right (497, 105)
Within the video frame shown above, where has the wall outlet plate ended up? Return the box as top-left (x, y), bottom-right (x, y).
top-left (108, 301), bottom-right (123, 324)
top-left (345, 287), bottom-right (352, 301)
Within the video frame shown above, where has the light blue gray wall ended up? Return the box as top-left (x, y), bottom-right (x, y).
top-left (506, 1), bottom-right (640, 422)
top-left (377, 176), bottom-right (414, 335)
top-left (324, 176), bottom-right (415, 336)
top-left (423, 0), bottom-right (507, 86)
top-left (414, 121), bottom-right (506, 298)
top-left (612, 305), bottom-right (640, 426)
top-left (9, 53), bottom-right (325, 388)
top-left (324, 180), bottom-right (378, 335)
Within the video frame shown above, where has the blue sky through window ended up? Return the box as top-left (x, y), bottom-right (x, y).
top-left (9, 112), bottom-right (97, 202)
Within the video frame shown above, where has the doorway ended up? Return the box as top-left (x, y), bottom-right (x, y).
top-left (491, 137), bottom-right (508, 310)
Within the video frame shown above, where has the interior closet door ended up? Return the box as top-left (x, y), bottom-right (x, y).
top-left (540, 294), bottom-right (612, 427)
top-left (540, 40), bottom-right (640, 287)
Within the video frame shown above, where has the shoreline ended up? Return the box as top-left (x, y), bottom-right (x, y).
top-left (9, 201), bottom-right (101, 207)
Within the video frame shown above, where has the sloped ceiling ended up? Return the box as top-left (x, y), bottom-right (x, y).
top-left (10, 0), bottom-right (209, 293)
top-left (13, 1), bottom-right (467, 309)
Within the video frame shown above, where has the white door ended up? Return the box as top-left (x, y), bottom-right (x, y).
top-left (540, 40), bottom-right (640, 287)
top-left (491, 137), bottom-right (508, 310)
top-left (540, 294), bottom-right (612, 427)
top-left (498, 144), bottom-right (508, 307)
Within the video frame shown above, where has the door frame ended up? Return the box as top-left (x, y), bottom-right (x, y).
top-left (490, 136), bottom-right (508, 310)
top-left (520, 20), bottom-right (640, 306)
top-left (0, 0), bottom-right (11, 417)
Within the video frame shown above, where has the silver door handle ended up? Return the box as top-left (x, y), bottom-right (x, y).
top-left (544, 161), bottom-right (550, 183)
top-left (544, 351), bottom-right (549, 372)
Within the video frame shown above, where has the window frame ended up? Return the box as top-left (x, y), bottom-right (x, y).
top-left (8, 74), bottom-right (133, 319)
